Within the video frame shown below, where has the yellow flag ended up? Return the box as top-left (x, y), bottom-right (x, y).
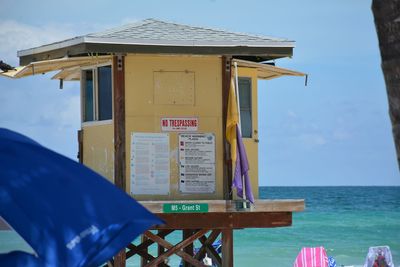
top-left (226, 77), bottom-right (239, 164)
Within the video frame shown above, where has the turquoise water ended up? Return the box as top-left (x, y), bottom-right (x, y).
top-left (1, 186), bottom-right (399, 266)
top-left (234, 186), bottom-right (400, 266)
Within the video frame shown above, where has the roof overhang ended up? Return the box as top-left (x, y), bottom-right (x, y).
top-left (18, 36), bottom-right (294, 57)
top-left (1, 56), bottom-right (305, 84)
top-left (18, 38), bottom-right (294, 65)
top-left (233, 59), bottom-right (306, 80)
top-left (0, 56), bottom-right (111, 79)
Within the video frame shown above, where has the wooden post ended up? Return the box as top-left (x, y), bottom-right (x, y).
top-left (222, 56), bottom-right (233, 200)
top-left (144, 229), bottom-right (209, 267)
top-left (113, 54), bottom-right (126, 267)
top-left (158, 230), bottom-right (168, 267)
top-left (77, 129), bottom-right (83, 163)
top-left (140, 235), bottom-right (148, 267)
top-left (183, 229), bottom-right (194, 267)
top-left (113, 54), bottom-right (126, 191)
top-left (221, 229), bottom-right (233, 267)
top-left (114, 251), bottom-right (126, 267)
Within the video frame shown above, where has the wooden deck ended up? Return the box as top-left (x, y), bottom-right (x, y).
top-left (141, 199), bottom-right (305, 229)
top-left (117, 199), bottom-right (305, 267)
top-left (141, 199), bottom-right (305, 213)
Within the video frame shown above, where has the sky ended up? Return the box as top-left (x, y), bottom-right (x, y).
top-left (0, 0), bottom-right (398, 186)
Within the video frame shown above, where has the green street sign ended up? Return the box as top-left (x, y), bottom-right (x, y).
top-left (163, 203), bottom-right (209, 213)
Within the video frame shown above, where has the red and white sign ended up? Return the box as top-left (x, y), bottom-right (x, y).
top-left (161, 117), bottom-right (198, 132)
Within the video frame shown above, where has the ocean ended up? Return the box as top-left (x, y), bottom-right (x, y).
top-left (1, 186), bottom-right (399, 266)
top-left (234, 186), bottom-right (400, 267)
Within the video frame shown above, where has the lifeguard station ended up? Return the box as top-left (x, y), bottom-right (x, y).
top-left (2, 19), bottom-right (305, 267)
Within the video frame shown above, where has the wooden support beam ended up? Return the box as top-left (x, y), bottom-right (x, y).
top-left (127, 244), bottom-right (155, 263)
top-left (159, 230), bottom-right (169, 267)
top-left (144, 229), bottom-right (209, 267)
top-left (112, 54), bottom-right (126, 267)
top-left (183, 230), bottom-right (195, 267)
top-left (222, 56), bottom-right (233, 200)
top-left (221, 229), bottom-right (233, 267)
top-left (113, 54), bottom-right (126, 191)
top-left (126, 230), bottom-right (174, 259)
top-left (113, 250), bottom-right (126, 267)
top-left (140, 199), bottom-right (305, 214)
top-left (103, 259), bottom-right (114, 267)
top-left (196, 230), bottom-right (222, 267)
top-left (77, 129), bottom-right (83, 163)
top-left (140, 235), bottom-right (149, 267)
top-left (154, 212), bottom-right (292, 229)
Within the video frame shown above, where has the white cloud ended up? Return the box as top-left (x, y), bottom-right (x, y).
top-left (298, 133), bottom-right (327, 147)
top-left (332, 128), bottom-right (351, 141)
top-left (0, 21), bottom-right (100, 159)
top-left (0, 78), bottom-right (81, 159)
top-left (58, 95), bottom-right (81, 127)
top-left (120, 17), bottom-right (141, 25)
top-left (0, 20), bottom-right (83, 65)
top-left (287, 109), bottom-right (297, 118)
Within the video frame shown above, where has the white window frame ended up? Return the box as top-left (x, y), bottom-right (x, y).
top-left (81, 62), bottom-right (113, 127)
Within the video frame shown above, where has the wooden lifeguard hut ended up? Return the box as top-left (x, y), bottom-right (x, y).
top-left (2, 19), bottom-right (305, 266)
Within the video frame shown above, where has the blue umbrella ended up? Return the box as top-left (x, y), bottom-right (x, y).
top-left (0, 128), bottom-right (163, 267)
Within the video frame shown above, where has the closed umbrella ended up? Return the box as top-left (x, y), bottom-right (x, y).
top-left (0, 128), bottom-right (163, 267)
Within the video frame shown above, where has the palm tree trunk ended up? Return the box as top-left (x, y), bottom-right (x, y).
top-left (372, 0), bottom-right (400, 169)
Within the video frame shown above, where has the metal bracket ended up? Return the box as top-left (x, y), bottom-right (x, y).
top-left (117, 55), bottom-right (123, 71)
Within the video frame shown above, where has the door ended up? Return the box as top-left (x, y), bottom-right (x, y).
top-left (237, 71), bottom-right (259, 199)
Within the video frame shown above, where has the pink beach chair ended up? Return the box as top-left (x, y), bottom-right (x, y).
top-left (293, 247), bottom-right (329, 267)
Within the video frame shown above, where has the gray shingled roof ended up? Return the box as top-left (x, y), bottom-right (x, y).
top-left (84, 19), bottom-right (293, 47)
top-left (18, 19), bottom-right (295, 64)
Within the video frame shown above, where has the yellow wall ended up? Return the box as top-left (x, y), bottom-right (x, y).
top-left (80, 55), bottom-right (259, 201)
top-left (125, 54), bottom-right (223, 200)
top-left (82, 123), bottom-right (114, 182)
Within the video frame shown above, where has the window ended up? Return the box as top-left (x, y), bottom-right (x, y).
top-left (238, 77), bottom-right (252, 138)
top-left (82, 70), bottom-right (94, 122)
top-left (97, 66), bottom-right (112, 120)
top-left (82, 65), bottom-right (112, 122)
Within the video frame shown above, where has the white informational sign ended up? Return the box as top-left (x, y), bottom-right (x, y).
top-left (161, 117), bottom-right (198, 132)
top-left (130, 133), bottom-right (170, 195)
top-left (179, 133), bottom-right (215, 193)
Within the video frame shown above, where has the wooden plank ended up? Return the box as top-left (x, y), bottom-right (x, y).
top-left (127, 244), bottom-right (155, 263)
top-left (205, 244), bottom-right (222, 267)
top-left (77, 129), bottom-right (83, 163)
top-left (196, 230), bottom-right (222, 266)
top-left (222, 56), bottom-right (232, 200)
top-left (236, 199), bottom-right (305, 212)
top-left (140, 235), bottom-right (148, 267)
top-left (112, 54), bottom-right (126, 267)
top-left (153, 212), bottom-right (292, 229)
top-left (113, 249), bottom-right (126, 267)
top-left (140, 199), bottom-right (305, 213)
top-left (183, 230), bottom-right (194, 267)
top-left (232, 212), bottom-right (292, 228)
top-left (144, 230), bottom-right (209, 267)
top-left (113, 54), bottom-right (126, 191)
top-left (221, 229), bottom-right (233, 267)
top-left (159, 230), bottom-right (169, 267)
top-left (126, 230), bottom-right (173, 259)
top-left (102, 259), bottom-right (114, 267)
top-left (141, 200), bottom-right (227, 213)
